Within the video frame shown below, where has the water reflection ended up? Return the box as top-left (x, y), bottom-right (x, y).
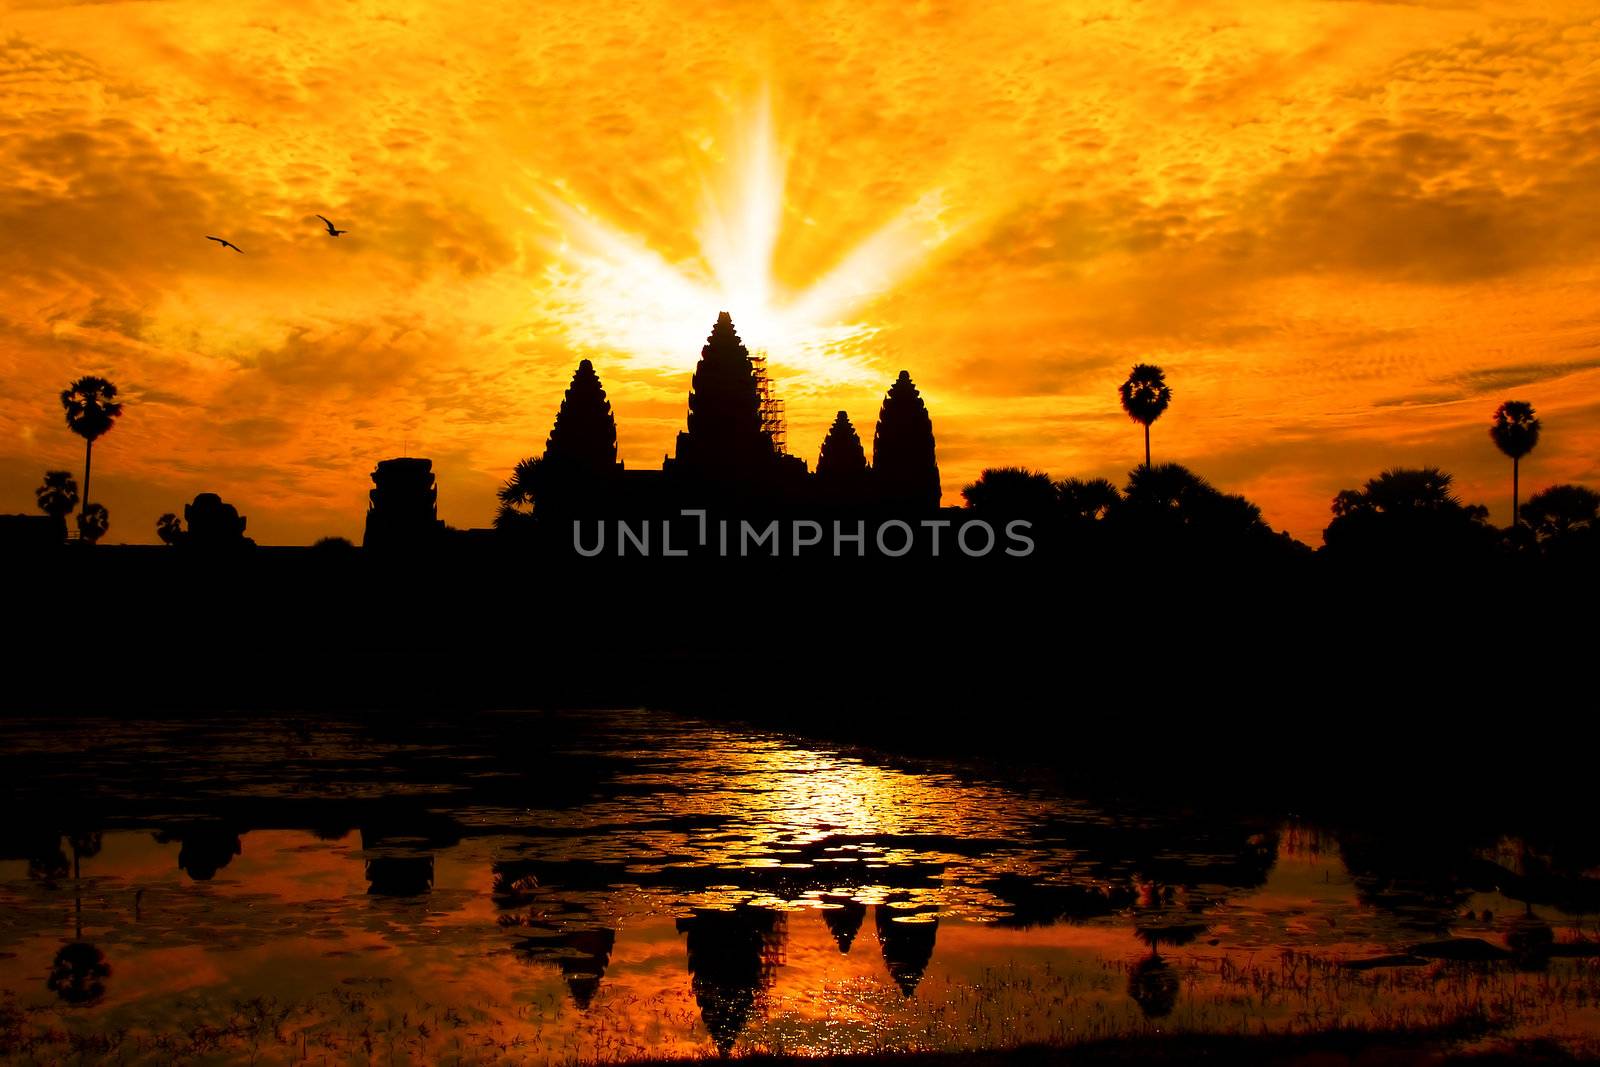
top-left (821, 894), bottom-right (866, 953)
top-left (154, 823), bottom-right (242, 881)
top-left (0, 710), bottom-right (1597, 1061)
top-left (44, 832), bottom-right (113, 1006)
top-left (875, 897), bottom-right (939, 997)
top-left (678, 904), bottom-right (786, 1054)
top-left (1126, 952), bottom-right (1178, 1020)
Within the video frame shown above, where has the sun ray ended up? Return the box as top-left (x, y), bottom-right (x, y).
top-left (527, 93), bottom-right (964, 388)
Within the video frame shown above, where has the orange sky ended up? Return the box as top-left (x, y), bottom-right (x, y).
top-left (3, 0), bottom-right (1599, 545)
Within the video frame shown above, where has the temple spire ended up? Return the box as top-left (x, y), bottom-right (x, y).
top-left (872, 371), bottom-right (941, 512)
top-left (671, 312), bottom-right (772, 486)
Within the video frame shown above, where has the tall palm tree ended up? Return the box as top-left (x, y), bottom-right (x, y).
top-left (59, 376), bottom-right (123, 526)
top-left (35, 471), bottom-right (79, 524)
top-left (1489, 401), bottom-right (1540, 529)
top-left (1119, 364), bottom-right (1171, 469)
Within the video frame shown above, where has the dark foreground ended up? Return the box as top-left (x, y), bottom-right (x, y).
top-left (620, 1035), bottom-right (1595, 1066)
top-left (10, 544), bottom-right (1598, 788)
top-left (6, 549), bottom-right (1600, 1064)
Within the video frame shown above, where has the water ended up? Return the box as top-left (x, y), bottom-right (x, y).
top-left (1, 709), bottom-right (1597, 1064)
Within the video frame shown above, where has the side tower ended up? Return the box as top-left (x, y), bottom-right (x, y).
top-left (363, 457), bottom-right (445, 549)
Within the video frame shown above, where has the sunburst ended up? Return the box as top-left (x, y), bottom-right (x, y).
top-left (529, 95), bottom-right (960, 389)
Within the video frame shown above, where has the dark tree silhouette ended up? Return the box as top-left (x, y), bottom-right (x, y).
top-left (1118, 364), bottom-right (1170, 469)
top-left (35, 470), bottom-right (78, 541)
top-left (154, 824), bottom-right (242, 880)
top-left (815, 410), bottom-right (869, 503)
top-left (546, 359), bottom-right (621, 475)
top-left (1490, 401), bottom-right (1541, 529)
top-left (183, 493), bottom-right (251, 550)
top-left (961, 467), bottom-right (1056, 521)
top-left (1127, 952), bottom-right (1179, 1020)
top-left (1520, 484), bottom-right (1599, 556)
top-left (60, 376), bottom-right (123, 527)
top-left (76, 502), bottom-right (109, 544)
top-left (673, 312), bottom-right (771, 484)
top-left (47, 832), bottom-right (109, 1005)
top-left (1057, 477), bottom-right (1121, 523)
top-left (26, 834), bottom-right (70, 883)
top-left (1324, 467), bottom-right (1496, 561)
top-left (872, 370), bottom-right (941, 512)
top-left (312, 536), bottom-right (357, 552)
top-left (361, 827), bottom-right (435, 897)
top-left (156, 512), bottom-right (184, 545)
top-left (1117, 463), bottom-right (1271, 546)
top-left (496, 456), bottom-right (542, 529)
top-left (47, 942), bottom-right (110, 1005)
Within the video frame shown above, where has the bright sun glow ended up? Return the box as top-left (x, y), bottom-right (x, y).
top-left (531, 95), bottom-right (960, 389)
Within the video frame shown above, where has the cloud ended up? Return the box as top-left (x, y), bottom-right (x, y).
top-left (3, 0), bottom-right (1600, 545)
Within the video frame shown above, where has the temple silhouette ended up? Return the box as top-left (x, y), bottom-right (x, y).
top-left (364, 311), bottom-right (943, 550)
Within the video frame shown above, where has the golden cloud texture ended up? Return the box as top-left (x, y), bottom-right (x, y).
top-left (3, 0), bottom-right (1599, 544)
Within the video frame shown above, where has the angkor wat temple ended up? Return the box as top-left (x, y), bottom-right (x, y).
top-left (363, 312), bottom-right (943, 548)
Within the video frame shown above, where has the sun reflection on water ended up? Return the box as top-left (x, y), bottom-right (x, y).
top-left (2, 711), bottom-right (1599, 1062)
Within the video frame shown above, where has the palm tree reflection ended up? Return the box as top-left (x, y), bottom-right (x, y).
top-left (47, 832), bottom-right (111, 1006)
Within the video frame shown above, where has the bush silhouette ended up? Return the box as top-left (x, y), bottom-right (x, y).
top-left (1057, 477), bottom-right (1120, 524)
top-left (76, 502), bottom-right (109, 544)
top-left (182, 493), bottom-right (251, 550)
top-left (1324, 467), bottom-right (1496, 562)
top-left (35, 471), bottom-right (78, 541)
top-left (1520, 484), bottom-right (1599, 560)
top-left (962, 467), bottom-right (1057, 521)
top-left (156, 512), bottom-right (184, 545)
top-left (1113, 462), bottom-right (1273, 553)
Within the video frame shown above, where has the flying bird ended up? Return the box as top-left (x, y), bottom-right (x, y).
top-left (317, 214), bottom-right (348, 237)
top-left (206, 235), bottom-right (243, 253)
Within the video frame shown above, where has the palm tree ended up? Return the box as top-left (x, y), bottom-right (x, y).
top-left (1490, 400), bottom-right (1540, 529)
top-left (77, 502), bottom-right (109, 544)
top-left (35, 471), bottom-right (79, 536)
top-left (59, 376), bottom-right (123, 526)
top-left (495, 456), bottom-right (542, 529)
top-left (1519, 484), bottom-right (1600, 552)
top-left (961, 467), bottom-right (1057, 517)
top-left (1118, 364), bottom-right (1170, 469)
top-left (1057, 477), bottom-right (1121, 523)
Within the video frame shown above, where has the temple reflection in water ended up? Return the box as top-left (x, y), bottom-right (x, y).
top-left (3, 709), bottom-right (1599, 1060)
